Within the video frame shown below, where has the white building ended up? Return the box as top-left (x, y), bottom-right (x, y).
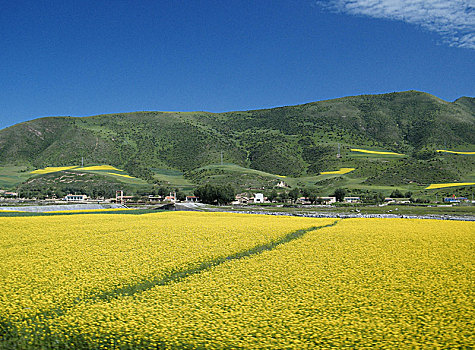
top-left (254, 193), bottom-right (264, 203)
top-left (64, 194), bottom-right (88, 202)
top-left (318, 196), bottom-right (336, 204)
top-left (344, 196), bottom-right (361, 203)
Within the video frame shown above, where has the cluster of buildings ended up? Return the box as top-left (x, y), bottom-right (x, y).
top-left (0, 190), bottom-right (18, 198)
top-left (443, 195), bottom-right (471, 203)
top-left (232, 193), bottom-right (361, 205)
top-left (5, 190), bottom-right (473, 205)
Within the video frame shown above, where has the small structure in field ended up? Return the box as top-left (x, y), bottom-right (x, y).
top-left (276, 181), bottom-right (289, 188)
top-left (164, 195), bottom-right (176, 203)
top-left (186, 195), bottom-right (199, 202)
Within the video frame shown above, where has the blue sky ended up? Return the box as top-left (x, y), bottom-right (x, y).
top-left (1, 0), bottom-right (474, 129)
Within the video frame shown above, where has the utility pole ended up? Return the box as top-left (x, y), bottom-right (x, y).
top-left (221, 151), bottom-right (223, 165)
top-left (81, 157), bottom-right (84, 167)
top-left (337, 143), bottom-right (341, 158)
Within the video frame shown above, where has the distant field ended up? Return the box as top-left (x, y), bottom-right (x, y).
top-left (349, 148), bottom-right (406, 157)
top-left (0, 166), bottom-right (32, 188)
top-left (30, 166), bottom-right (79, 174)
top-left (0, 213), bottom-right (473, 349)
top-left (25, 165), bottom-right (147, 185)
top-left (436, 149), bottom-right (475, 155)
top-left (151, 167), bottom-right (195, 190)
top-left (426, 182), bottom-right (475, 190)
top-left (320, 167), bottom-right (355, 175)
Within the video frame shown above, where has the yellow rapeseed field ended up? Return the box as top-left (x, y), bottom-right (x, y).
top-left (1, 213), bottom-right (473, 349)
top-left (350, 148), bottom-right (405, 156)
top-left (106, 172), bottom-right (136, 178)
top-left (425, 182), bottom-right (475, 189)
top-left (320, 167), bottom-right (355, 175)
top-left (76, 165), bottom-right (124, 171)
top-left (436, 149), bottom-right (475, 155)
top-left (30, 166), bottom-right (78, 174)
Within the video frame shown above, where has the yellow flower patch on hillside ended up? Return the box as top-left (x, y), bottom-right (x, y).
top-left (320, 167), bottom-right (355, 175)
top-left (436, 150), bottom-right (475, 155)
top-left (106, 172), bottom-right (135, 178)
top-left (77, 165), bottom-right (124, 171)
top-left (30, 166), bottom-right (78, 174)
top-left (425, 182), bottom-right (475, 189)
top-left (350, 148), bottom-right (405, 156)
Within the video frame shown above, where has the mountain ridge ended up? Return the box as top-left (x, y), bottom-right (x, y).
top-left (1, 91), bottom-right (473, 181)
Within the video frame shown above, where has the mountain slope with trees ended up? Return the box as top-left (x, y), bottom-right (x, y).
top-left (1, 91), bottom-right (473, 181)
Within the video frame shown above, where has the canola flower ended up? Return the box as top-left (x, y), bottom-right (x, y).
top-left (436, 150), bottom-right (475, 155)
top-left (350, 148), bottom-right (405, 156)
top-left (0, 212), bottom-right (327, 347)
top-left (30, 166), bottom-right (78, 174)
top-left (2, 214), bottom-right (473, 349)
top-left (76, 165), bottom-right (124, 171)
top-left (425, 182), bottom-right (475, 189)
top-left (46, 218), bottom-right (474, 349)
top-left (320, 167), bottom-right (355, 175)
top-left (106, 172), bottom-right (135, 178)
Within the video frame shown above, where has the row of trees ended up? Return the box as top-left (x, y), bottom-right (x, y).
top-left (191, 185), bottom-right (419, 206)
top-left (194, 184), bottom-right (235, 205)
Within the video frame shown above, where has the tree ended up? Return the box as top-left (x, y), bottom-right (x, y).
top-left (390, 189), bottom-right (404, 198)
top-left (279, 191), bottom-right (289, 203)
top-left (334, 188), bottom-right (346, 202)
top-left (308, 192), bottom-right (318, 204)
top-left (374, 192), bottom-right (385, 204)
top-left (176, 191), bottom-right (186, 201)
top-left (301, 188), bottom-right (311, 199)
top-left (194, 184), bottom-right (235, 205)
top-left (268, 189), bottom-right (278, 203)
top-left (289, 187), bottom-right (301, 203)
top-left (157, 186), bottom-right (169, 197)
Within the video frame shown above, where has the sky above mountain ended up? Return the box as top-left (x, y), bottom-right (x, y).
top-left (1, 0), bottom-right (474, 129)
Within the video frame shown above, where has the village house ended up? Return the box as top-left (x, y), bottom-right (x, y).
top-left (318, 196), bottom-right (336, 205)
top-left (296, 196), bottom-right (311, 205)
top-left (253, 193), bottom-right (265, 203)
top-left (148, 195), bottom-right (162, 202)
top-left (164, 195), bottom-right (176, 203)
top-left (232, 193), bottom-right (249, 205)
top-left (186, 195), bottom-right (199, 202)
top-left (344, 196), bottom-right (361, 203)
top-left (64, 194), bottom-right (88, 202)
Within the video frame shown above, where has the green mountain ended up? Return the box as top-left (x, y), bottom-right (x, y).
top-left (1, 91), bottom-right (474, 195)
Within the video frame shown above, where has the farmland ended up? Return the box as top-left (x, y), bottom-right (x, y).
top-left (1, 212), bottom-right (473, 349)
top-left (426, 182), bottom-right (475, 189)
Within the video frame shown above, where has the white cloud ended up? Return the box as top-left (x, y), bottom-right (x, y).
top-left (316, 0), bottom-right (475, 49)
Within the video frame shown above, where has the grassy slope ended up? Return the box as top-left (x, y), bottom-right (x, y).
top-left (0, 166), bottom-right (33, 188)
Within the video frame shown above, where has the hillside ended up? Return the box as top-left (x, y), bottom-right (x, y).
top-left (1, 91), bottom-right (474, 195)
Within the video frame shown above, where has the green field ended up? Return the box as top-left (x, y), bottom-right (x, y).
top-left (0, 166), bottom-right (33, 188)
top-left (151, 168), bottom-right (195, 190)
